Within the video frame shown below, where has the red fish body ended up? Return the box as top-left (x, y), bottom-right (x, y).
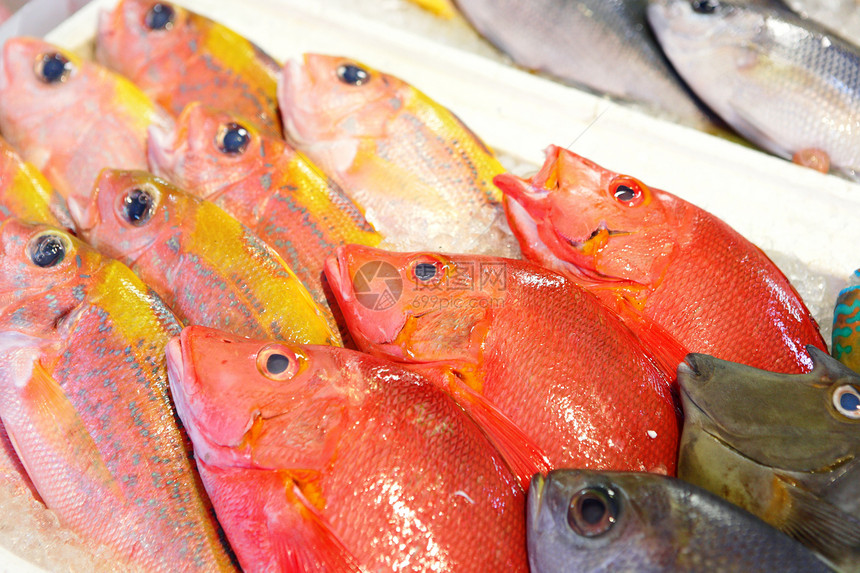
top-left (148, 103), bottom-right (382, 328)
top-left (0, 220), bottom-right (234, 571)
top-left (497, 146), bottom-right (825, 373)
top-left (74, 169), bottom-right (340, 345)
top-left (97, 0), bottom-right (282, 137)
top-left (167, 325), bottom-right (529, 572)
top-left (325, 246), bottom-right (679, 475)
top-left (0, 37), bottom-right (171, 217)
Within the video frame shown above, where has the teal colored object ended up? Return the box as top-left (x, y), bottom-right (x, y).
top-left (833, 270), bottom-right (860, 373)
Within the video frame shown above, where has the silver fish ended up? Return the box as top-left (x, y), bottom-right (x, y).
top-left (679, 348), bottom-right (860, 571)
top-left (648, 0), bottom-right (860, 179)
top-left (779, 0), bottom-right (860, 43)
top-left (451, 0), bottom-right (713, 127)
top-left (528, 469), bottom-right (832, 572)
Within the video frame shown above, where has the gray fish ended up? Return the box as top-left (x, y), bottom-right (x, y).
top-left (528, 469), bottom-right (831, 572)
top-left (779, 0), bottom-right (860, 43)
top-left (647, 0), bottom-right (860, 179)
top-left (451, 0), bottom-right (713, 127)
top-left (679, 347), bottom-right (860, 571)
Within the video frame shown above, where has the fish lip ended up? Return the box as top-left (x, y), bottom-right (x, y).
top-left (277, 57), bottom-right (307, 145)
top-left (165, 335), bottom-right (191, 397)
top-left (66, 194), bottom-right (98, 235)
top-left (146, 123), bottom-right (178, 177)
top-left (323, 248), bottom-right (354, 305)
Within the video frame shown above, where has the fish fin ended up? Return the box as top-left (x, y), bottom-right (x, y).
top-left (271, 478), bottom-right (363, 573)
top-left (411, 362), bottom-right (552, 491)
top-left (612, 301), bottom-right (688, 388)
top-left (777, 474), bottom-right (860, 565)
top-left (4, 356), bottom-right (127, 519)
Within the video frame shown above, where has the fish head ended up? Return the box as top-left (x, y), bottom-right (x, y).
top-left (528, 470), bottom-right (671, 571)
top-left (0, 219), bottom-right (108, 332)
top-left (679, 348), bottom-right (860, 474)
top-left (646, 0), bottom-right (765, 71)
top-left (497, 145), bottom-right (677, 286)
top-left (71, 169), bottom-right (178, 264)
top-left (280, 54), bottom-right (409, 156)
top-left (0, 38), bottom-right (90, 153)
top-left (96, 0), bottom-right (194, 76)
top-left (148, 102), bottom-right (267, 198)
top-left (165, 325), bottom-right (362, 470)
top-left (324, 245), bottom-right (502, 363)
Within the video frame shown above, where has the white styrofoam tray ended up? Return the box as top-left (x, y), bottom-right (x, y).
top-left (0, 0), bottom-right (858, 568)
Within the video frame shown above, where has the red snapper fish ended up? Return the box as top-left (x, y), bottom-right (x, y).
top-left (73, 169), bottom-right (340, 345)
top-left (325, 245), bottom-right (679, 475)
top-left (0, 37), bottom-right (172, 218)
top-left (97, 0), bottom-right (282, 137)
top-left (166, 325), bottom-right (529, 572)
top-left (0, 219), bottom-right (235, 571)
top-left (497, 146), bottom-right (826, 374)
top-left (147, 102), bottom-right (382, 328)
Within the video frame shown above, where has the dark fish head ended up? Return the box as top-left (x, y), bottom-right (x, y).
top-left (527, 470), bottom-right (657, 572)
top-left (679, 349), bottom-right (859, 473)
top-left (527, 469), bottom-right (832, 573)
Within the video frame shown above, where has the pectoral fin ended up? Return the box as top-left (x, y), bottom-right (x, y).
top-left (777, 475), bottom-right (860, 567)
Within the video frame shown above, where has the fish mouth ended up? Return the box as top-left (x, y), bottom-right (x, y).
top-left (323, 248), bottom-right (354, 305)
top-left (66, 193), bottom-right (98, 236)
top-left (559, 223), bottom-right (629, 250)
top-left (277, 57), bottom-right (310, 146)
top-left (165, 335), bottom-right (190, 398)
top-left (146, 123), bottom-right (178, 177)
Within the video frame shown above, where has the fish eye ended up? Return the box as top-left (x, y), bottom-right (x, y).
top-left (336, 63), bottom-right (370, 86)
top-left (145, 3), bottom-right (176, 31)
top-left (833, 385), bottom-right (860, 420)
top-left (691, 0), bottom-right (718, 14)
top-left (28, 232), bottom-right (67, 268)
top-left (414, 262), bottom-right (437, 282)
top-left (610, 176), bottom-right (646, 207)
top-left (256, 344), bottom-right (299, 381)
top-left (567, 487), bottom-right (619, 537)
top-left (121, 188), bottom-right (156, 226)
top-left (215, 122), bottom-right (250, 155)
top-left (34, 52), bottom-right (72, 84)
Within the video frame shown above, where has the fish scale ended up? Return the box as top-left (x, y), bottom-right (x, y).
top-left (0, 219), bottom-right (235, 571)
top-left (0, 137), bottom-right (71, 229)
top-left (167, 326), bottom-right (529, 571)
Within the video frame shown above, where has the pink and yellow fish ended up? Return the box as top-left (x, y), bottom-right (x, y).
top-left (73, 169), bottom-right (340, 345)
top-left (0, 219), bottom-right (235, 571)
top-left (279, 54), bottom-right (517, 255)
top-left (97, 0), bottom-right (282, 137)
top-left (0, 37), bottom-right (172, 218)
top-left (148, 102), bottom-right (382, 335)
